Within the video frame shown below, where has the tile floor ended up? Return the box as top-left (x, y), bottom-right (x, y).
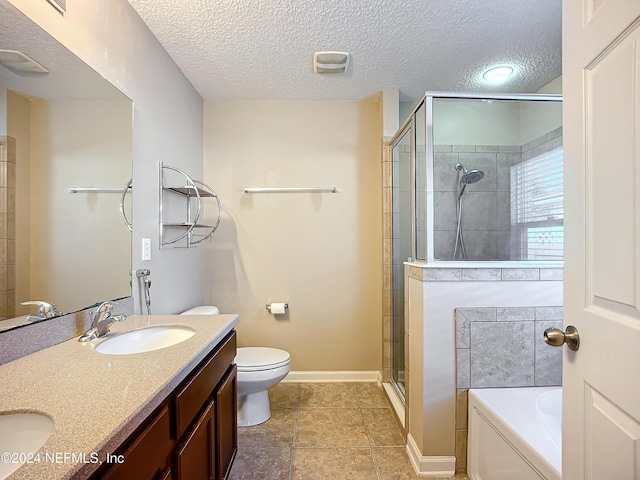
top-left (228, 382), bottom-right (470, 480)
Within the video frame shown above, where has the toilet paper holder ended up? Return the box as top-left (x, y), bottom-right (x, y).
top-left (266, 303), bottom-right (289, 313)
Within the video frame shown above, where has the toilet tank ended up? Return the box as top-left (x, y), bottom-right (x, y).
top-left (180, 306), bottom-right (220, 315)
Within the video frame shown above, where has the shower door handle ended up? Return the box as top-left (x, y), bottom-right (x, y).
top-left (544, 326), bottom-right (580, 351)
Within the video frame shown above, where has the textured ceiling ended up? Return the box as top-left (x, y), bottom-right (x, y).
top-left (127, 0), bottom-right (562, 103)
top-left (0, 2), bottom-right (126, 100)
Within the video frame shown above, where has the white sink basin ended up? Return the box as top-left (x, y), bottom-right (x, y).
top-left (0, 412), bottom-right (54, 479)
top-left (95, 325), bottom-right (195, 355)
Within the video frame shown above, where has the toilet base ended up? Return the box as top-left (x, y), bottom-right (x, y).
top-left (238, 390), bottom-right (271, 427)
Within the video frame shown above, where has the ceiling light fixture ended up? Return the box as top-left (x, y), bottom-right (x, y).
top-left (482, 66), bottom-right (513, 84)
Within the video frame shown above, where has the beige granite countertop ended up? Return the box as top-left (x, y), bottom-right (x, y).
top-left (0, 313), bottom-right (239, 480)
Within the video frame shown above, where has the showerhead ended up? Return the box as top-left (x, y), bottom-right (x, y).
top-left (461, 169), bottom-right (484, 185)
top-left (455, 163), bottom-right (485, 185)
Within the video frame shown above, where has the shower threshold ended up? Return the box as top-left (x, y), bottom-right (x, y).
top-left (383, 382), bottom-right (405, 428)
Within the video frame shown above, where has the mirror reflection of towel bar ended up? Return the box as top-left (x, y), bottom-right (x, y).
top-left (70, 179), bottom-right (133, 232)
top-left (243, 187), bottom-right (337, 194)
top-left (69, 186), bottom-right (132, 193)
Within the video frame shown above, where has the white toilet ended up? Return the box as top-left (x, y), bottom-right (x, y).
top-left (235, 346), bottom-right (290, 426)
top-left (180, 306), bottom-right (291, 427)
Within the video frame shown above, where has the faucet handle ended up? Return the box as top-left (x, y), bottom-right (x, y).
top-left (94, 314), bottom-right (127, 337)
top-left (21, 301), bottom-right (60, 318)
top-left (90, 302), bottom-right (114, 329)
top-left (92, 301), bottom-right (114, 323)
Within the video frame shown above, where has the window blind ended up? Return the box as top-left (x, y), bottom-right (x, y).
top-left (523, 226), bottom-right (564, 259)
top-left (510, 147), bottom-right (564, 260)
top-left (510, 147), bottom-right (564, 224)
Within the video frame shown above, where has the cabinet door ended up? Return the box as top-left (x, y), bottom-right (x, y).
top-left (174, 400), bottom-right (215, 480)
top-left (97, 405), bottom-right (171, 480)
top-left (215, 364), bottom-right (237, 480)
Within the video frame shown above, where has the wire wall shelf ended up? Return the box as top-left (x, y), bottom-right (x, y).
top-left (159, 162), bottom-right (221, 249)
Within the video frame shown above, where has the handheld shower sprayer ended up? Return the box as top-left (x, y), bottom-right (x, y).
top-left (453, 163), bottom-right (485, 260)
top-left (135, 268), bottom-right (152, 315)
top-left (455, 163), bottom-right (484, 198)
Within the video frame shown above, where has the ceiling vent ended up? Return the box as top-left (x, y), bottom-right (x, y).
top-left (313, 51), bottom-right (350, 74)
top-left (0, 50), bottom-right (48, 73)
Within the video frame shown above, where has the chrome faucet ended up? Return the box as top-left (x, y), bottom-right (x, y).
top-left (78, 301), bottom-right (127, 342)
top-left (21, 301), bottom-right (60, 322)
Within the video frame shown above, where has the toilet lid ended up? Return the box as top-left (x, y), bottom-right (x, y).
top-left (235, 347), bottom-right (290, 371)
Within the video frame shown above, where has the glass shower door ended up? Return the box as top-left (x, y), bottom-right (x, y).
top-left (390, 125), bottom-right (412, 400)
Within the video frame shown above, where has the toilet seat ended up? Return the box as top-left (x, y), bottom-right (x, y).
top-left (235, 347), bottom-right (290, 372)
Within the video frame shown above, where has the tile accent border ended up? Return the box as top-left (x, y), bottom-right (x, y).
top-left (454, 305), bottom-right (563, 473)
top-left (407, 266), bottom-right (563, 283)
top-left (455, 306), bottom-right (563, 390)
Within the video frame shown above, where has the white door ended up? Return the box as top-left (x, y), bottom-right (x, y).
top-left (563, 0), bottom-right (640, 478)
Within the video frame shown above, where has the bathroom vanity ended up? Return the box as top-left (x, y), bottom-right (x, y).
top-left (0, 314), bottom-right (239, 480)
top-left (92, 330), bottom-right (237, 480)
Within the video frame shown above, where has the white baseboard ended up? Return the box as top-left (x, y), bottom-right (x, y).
top-left (406, 433), bottom-right (456, 477)
top-left (282, 370), bottom-right (382, 383)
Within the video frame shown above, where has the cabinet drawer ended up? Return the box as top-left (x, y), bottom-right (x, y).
top-left (174, 331), bottom-right (236, 438)
top-left (99, 404), bottom-right (171, 480)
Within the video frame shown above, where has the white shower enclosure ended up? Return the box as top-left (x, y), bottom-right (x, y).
top-left (388, 92), bottom-right (563, 401)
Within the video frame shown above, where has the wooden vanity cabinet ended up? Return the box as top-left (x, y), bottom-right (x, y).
top-left (173, 365), bottom-right (237, 480)
top-left (172, 333), bottom-right (237, 480)
top-left (98, 404), bottom-right (172, 480)
top-left (215, 364), bottom-right (237, 478)
top-left (91, 330), bottom-right (237, 480)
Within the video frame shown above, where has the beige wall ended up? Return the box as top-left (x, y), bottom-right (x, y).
top-left (434, 99), bottom-right (523, 146)
top-left (6, 91), bottom-right (30, 316)
top-left (203, 99), bottom-right (383, 371)
top-left (25, 99), bottom-right (131, 314)
top-left (519, 75), bottom-right (563, 144)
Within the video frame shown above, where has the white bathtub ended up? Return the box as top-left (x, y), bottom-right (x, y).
top-left (467, 387), bottom-right (561, 480)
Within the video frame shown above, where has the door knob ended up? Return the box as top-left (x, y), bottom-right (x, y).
top-left (544, 325), bottom-right (580, 351)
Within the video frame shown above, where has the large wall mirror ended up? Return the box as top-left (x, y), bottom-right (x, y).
top-left (0, 1), bottom-right (132, 332)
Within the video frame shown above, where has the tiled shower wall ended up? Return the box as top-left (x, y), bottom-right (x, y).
top-left (454, 305), bottom-right (563, 472)
top-left (382, 143), bottom-right (392, 382)
top-left (0, 137), bottom-right (15, 321)
top-left (433, 127), bottom-right (563, 260)
top-left (433, 144), bottom-right (517, 260)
